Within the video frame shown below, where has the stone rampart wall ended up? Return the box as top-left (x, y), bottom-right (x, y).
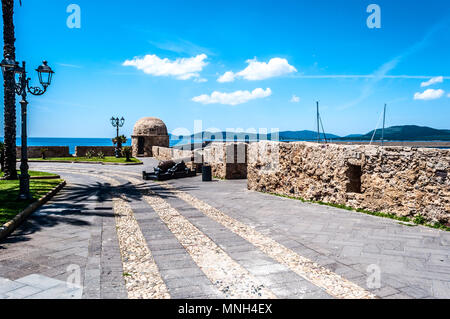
top-left (203, 143), bottom-right (248, 179)
top-left (16, 146), bottom-right (71, 159)
top-left (247, 141), bottom-right (450, 223)
top-left (152, 146), bottom-right (194, 161)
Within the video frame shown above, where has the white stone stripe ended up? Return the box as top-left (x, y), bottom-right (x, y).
top-left (32, 168), bottom-right (373, 298)
top-left (57, 169), bottom-right (276, 299)
top-left (113, 197), bottom-right (170, 299)
top-left (44, 170), bottom-right (170, 299)
top-left (141, 191), bottom-right (276, 299)
top-left (160, 182), bottom-right (376, 299)
top-left (116, 175), bottom-right (276, 298)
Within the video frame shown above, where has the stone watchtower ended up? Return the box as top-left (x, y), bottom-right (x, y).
top-left (131, 117), bottom-right (170, 157)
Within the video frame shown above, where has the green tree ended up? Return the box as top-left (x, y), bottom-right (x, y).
top-left (112, 135), bottom-right (127, 147)
top-left (121, 146), bottom-right (132, 162)
top-left (1, 0), bottom-right (18, 180)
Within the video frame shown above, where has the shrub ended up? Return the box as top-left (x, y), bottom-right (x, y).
top-left (40, 147), bottom-right (49, 159)
top-left (112, 135), bottom-right (127, 147)
top-left (85, 149), bottom-right (95, 159)
top-left (121, 146), bottom-right (132, 162)
top-left (97, 151), bottom-right (105, 159)
top-left (413, 214), bottom-right (426, 225)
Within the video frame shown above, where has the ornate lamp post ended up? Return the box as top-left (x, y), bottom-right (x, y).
top-left (1, 56), bottom-right (54, 199)
top-left (111, 116), bottom-right (125, 157)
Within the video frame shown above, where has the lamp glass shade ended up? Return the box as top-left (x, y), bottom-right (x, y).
top-left (0, 57), bottom-right (16, 75)
top-left (36, 61), bottom-right (54, 87)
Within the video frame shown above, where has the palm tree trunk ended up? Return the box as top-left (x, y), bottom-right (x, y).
top-left (2, 0), bottom-right (17, 180)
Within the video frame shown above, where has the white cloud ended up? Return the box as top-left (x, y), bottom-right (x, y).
top-left (414, 89), bottom-right (445, 100)
top-left (192, 88), bottom-right (272, 106)
top-left (57, 63), bottom-right (83, 69)
top-left (421, 76), bottom-right (443, 87)
top-left (290, 95), bottom-right (300, 103)
top-left (123, 54), bottom-right (208, 80)
top-left (194, 78), bottom-right (208, 83)
top-left (217, 57), bottom-right (297, 82)
top-left (217, 71), bottom-right (236, 83)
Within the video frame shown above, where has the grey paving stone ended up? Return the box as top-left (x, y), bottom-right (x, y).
top-left (150, 186), bottom-right (334, 299)
top-left (161, 267), bottom-right (206, 280)
top-left (340, 245), bottom-right (363, 257)
top-left (384, 292), bottom-right (414, 299)
top-left (15, 274), bottom-right (62, 290)
top-left (8, 160), bottom-right (446, 300)
top-left (369, 285), bottom-right (400, 298)
top-left (146, 240), bottom-right (184, 251)
top-left (120, 189), bottom-right (220, 298)
top-left (25, 283), bottom-right (82, 299)
top-left (0, 277), bottom-right (25, 294)
top-left (4, 285), bottom-right (43, 299)
top-left (168, 174), bottom-right (450, 299)
top-left (157, 258), bottom-right (200, 271)
top-left (431, 280), bottom-right (450, 299)
top-left (164, 276), bottom-right (214, 289)
top-left (399, 285), bottom-right (432, 299)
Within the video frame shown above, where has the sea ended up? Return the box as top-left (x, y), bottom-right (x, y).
top-left (0, 137), bottom-right (229, 153)
top-left (0, 137), bottom-right (448, 154)
top-left (0, 138), bottom-right (132, 154)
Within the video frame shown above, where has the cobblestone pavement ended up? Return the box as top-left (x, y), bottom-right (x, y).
top-left (0, 158), bottom-right (449, 299)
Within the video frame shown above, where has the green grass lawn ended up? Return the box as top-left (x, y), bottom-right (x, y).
top-left (0, 178), bottom-right (63, 226)
top-left (0, 170), bottom-right (58, 178)
top-left (29, 156), bottom-right (141, 163)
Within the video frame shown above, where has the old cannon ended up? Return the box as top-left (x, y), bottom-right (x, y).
top-left (143, 160), bottom-right (197, 181)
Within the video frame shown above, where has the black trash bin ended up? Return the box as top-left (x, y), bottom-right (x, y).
top-left (202, 165), bottom-right (212, 182)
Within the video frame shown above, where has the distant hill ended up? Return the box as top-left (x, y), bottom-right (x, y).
top-left (341, 125), bottom-right (450, 141)
top-left (169, 125), bottom-right (450, 143)
top-left (276, 130), bottom-right (340, 141)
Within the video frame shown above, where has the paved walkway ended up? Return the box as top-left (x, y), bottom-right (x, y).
top-left (0, 158), bottom-right (449, 299)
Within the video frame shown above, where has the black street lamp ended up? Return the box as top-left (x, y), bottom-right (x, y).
top-left (111, 116), bottom-right (125, 157)
top-left (1, 56), bottom-right (54, 200)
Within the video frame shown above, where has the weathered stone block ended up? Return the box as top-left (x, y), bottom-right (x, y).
top-left (203, 143), bottom-right (248, 179)
top-left (16, 146), bottom-right (70, 158)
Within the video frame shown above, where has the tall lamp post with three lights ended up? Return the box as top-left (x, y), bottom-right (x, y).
top-left (111, 116), bottom-right (125, 157)
top-left (1, 56), bottom-right (54, 199)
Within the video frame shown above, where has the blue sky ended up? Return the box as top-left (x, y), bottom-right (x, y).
top-left (0, 0), bottom-right (449, 138)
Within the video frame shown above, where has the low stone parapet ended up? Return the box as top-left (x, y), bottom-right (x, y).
top-left (16, 146), bottom-right (70, 159)
top-left (247, 141), bottom-right (450, 223)
top-left (152, 146), bottom-right (195, 161)
top-left (152, 146), bottom-right (201, 171)
top-left (203, 142), bottom-right (248, 179)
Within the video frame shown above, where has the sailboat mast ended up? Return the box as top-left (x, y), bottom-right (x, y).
top-left (381, 103), bottom-right (386, 146)
top-left (316, 101), bottom-right (320, 143)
